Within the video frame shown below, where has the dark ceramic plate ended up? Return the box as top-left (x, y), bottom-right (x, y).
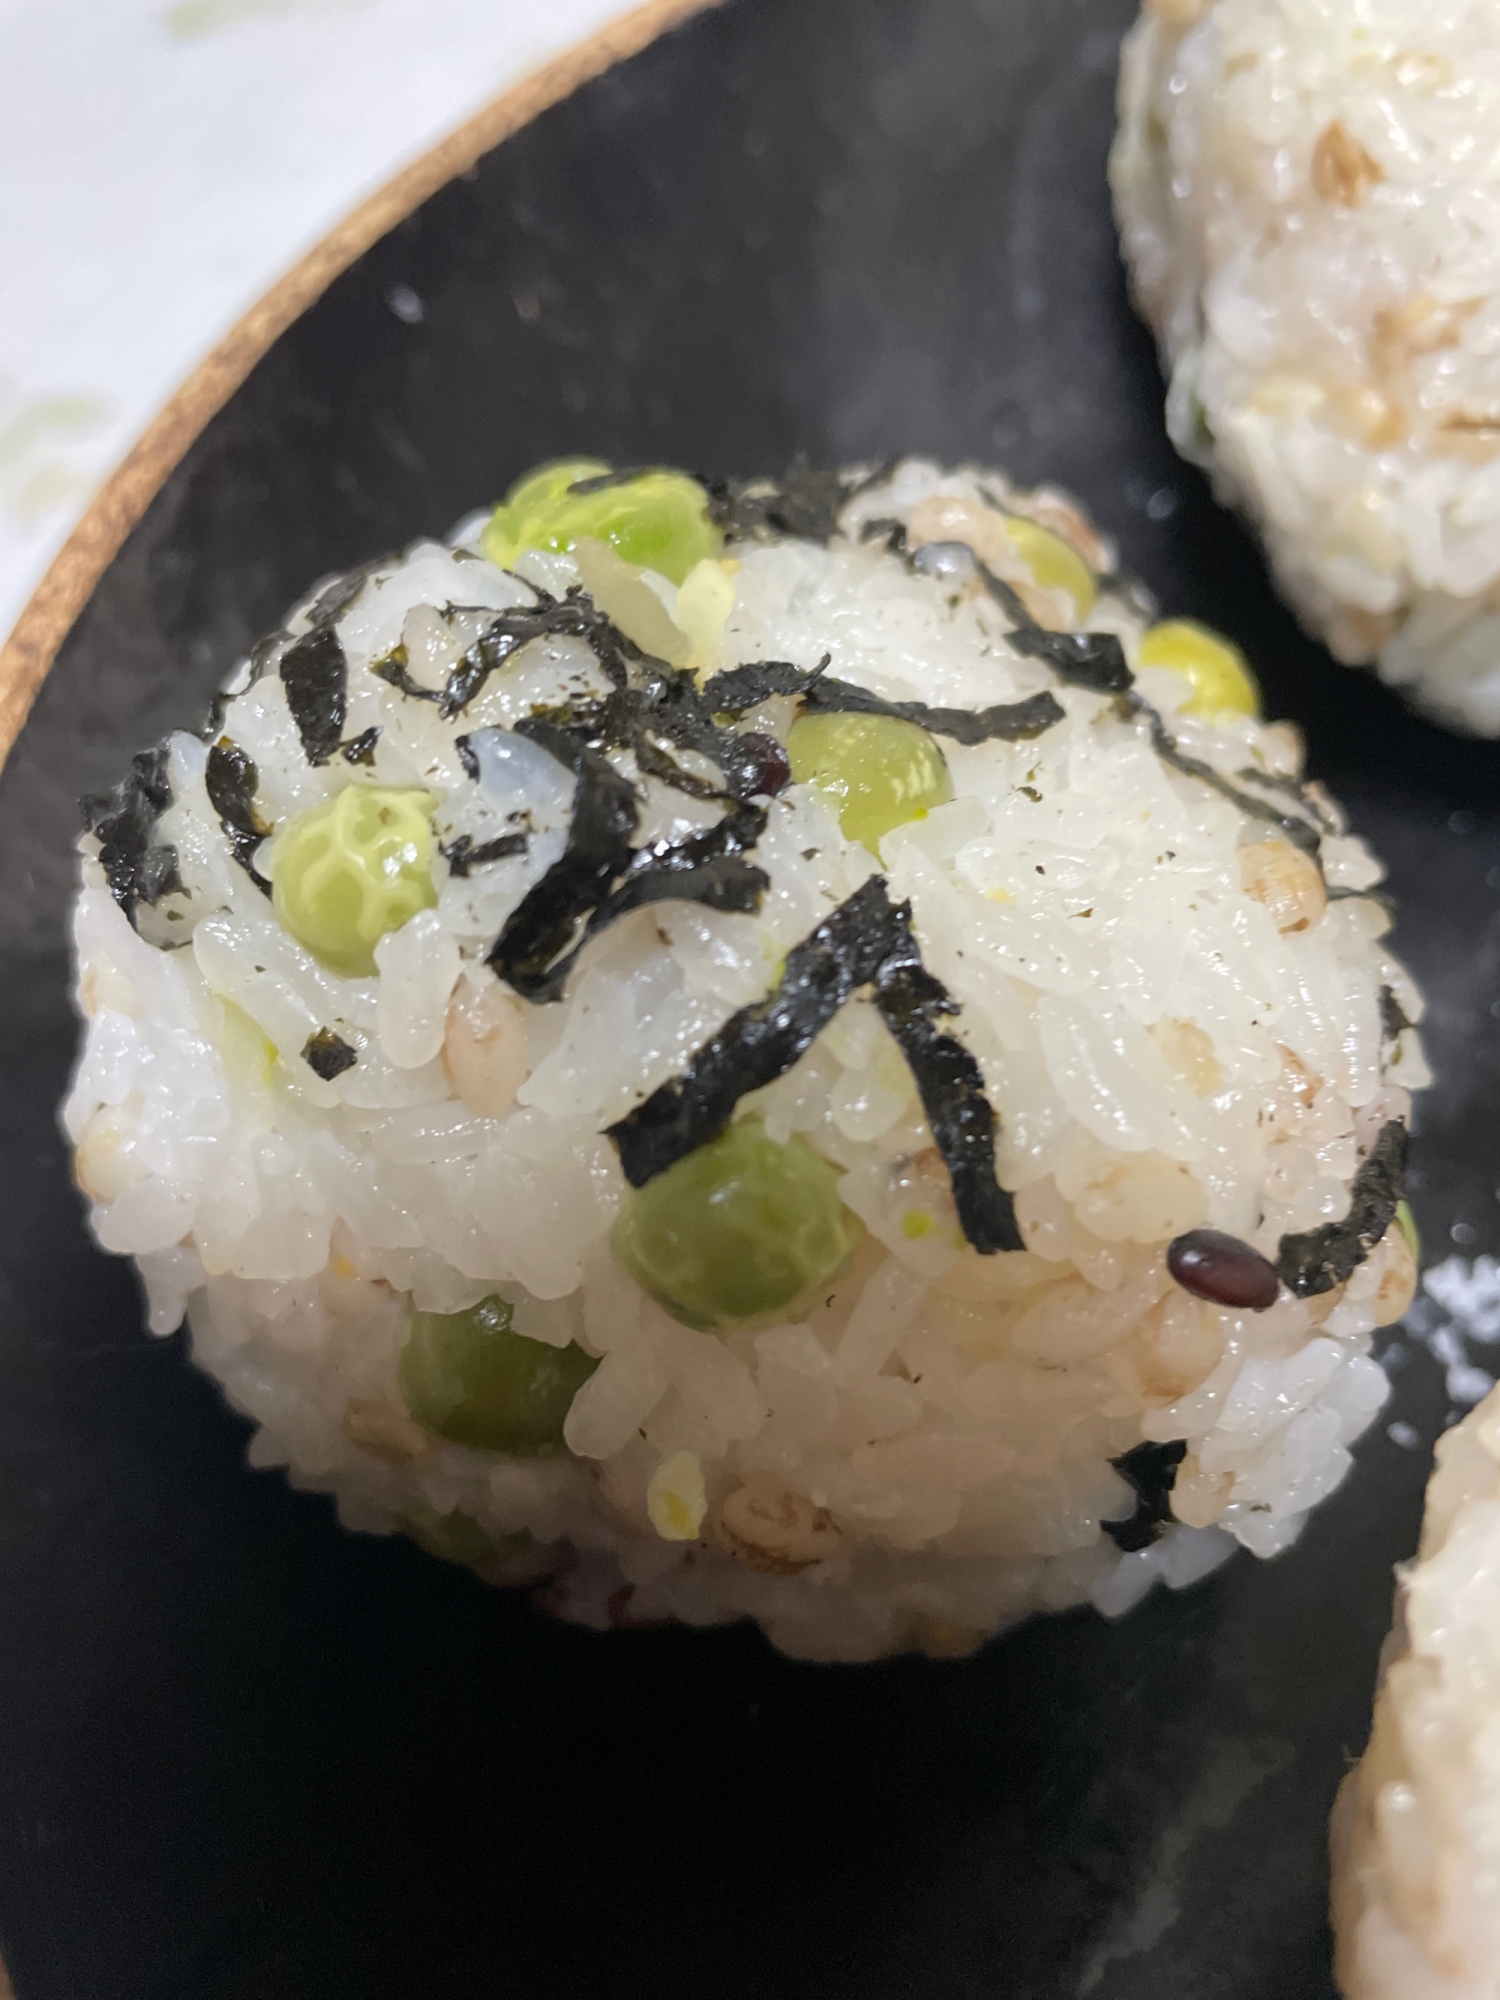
top-left (2, 1), bottom-right (1497, 1994)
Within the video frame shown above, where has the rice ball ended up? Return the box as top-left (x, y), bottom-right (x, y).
top-left (1332, 1370), bottom-right (1500, 1998)
top-left (1112, 0), bottom-right (1500, 734)
top-left (62, 456), bottom-right (1426, 1661)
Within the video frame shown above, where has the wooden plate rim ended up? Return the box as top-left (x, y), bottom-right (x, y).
top-left (0, 0), bottom-right (719, 774)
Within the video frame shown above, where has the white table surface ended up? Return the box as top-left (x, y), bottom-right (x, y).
top-left (0, 0), bottom-right (646, 654)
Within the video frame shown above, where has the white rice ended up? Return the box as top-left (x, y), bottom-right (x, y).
top-left (61, 457), bottom-right (1426, 1662)
top-left (1331, 1380), bottom-right (1500, 1998)
top-left (1111, 0), bottom-right (1500, 735)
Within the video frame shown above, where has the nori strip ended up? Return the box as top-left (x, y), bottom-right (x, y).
top-left (491, 770), bottom-right (767, 1003)
top-left (870, 902), bottom-right (1023, 1254)
top-left (302, 1028), bottom-right (359, 1081)
top-left (608, 878), bottom-right (901, 1184)
top-left (370, 591), bottom-right (636, 721)
top-left (487, 731), bottom-right (640, 1002)
top-left (705, 464), bottom-right (856, 545)
top-left (860, 517), bottom-right (909, 554)
top-left (1379, 984), bottom-right (1413, 1039)
top-left (370, 644), bottom-right (442, 705)
top-left (519, 648), bottom-right (780, 807)
top-left (80, 745), bottom-right (183, 923)
top-left (1233, 763), bottom-right (1340, 834)
top-left (974, 560), bottom-right (1040, 631)
top-left (341, 726), bottom-right (380, 767)
top-left (700, 659), bottom-right (826, 711)
top-left (608, 875), bottom-right (1021, 1255)
top-left (302, 553), bottom-right (396, 632)
top-left (204, 739), bottom-right (271, 894)
top-left (566, 467), bottom-right (659, 494)
top-left (1122, 692), bottom-right (1324, 858)
top-left (1009, 628), bottom-right (1134, 694)
top-left (1105, 1440), bottom-right (1188, 1552)
top-left (441, 591), bottom-right (631, 717)
top-left (809, 680), bottom-right (1064, 748)
top-left (279, 626), bottom-right (347, 767)
top-left (1275, 1120), bottom-right (1408, 1298)
top-left (700, 660), bottom-right (1064, 746)
top-left (440, 832), bottom-right (528, 877)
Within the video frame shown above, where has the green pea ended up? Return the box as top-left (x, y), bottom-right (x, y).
top-left (612, 1119), bottom-right (862, 1331)
top-left (1137, 619), bottom-right (1261, 719)
top-left (271, 784), bottom-right (438, 978)
top-left (481, 459), bottom-right (723, 584)
top-left (1002, 515), bottom-right (1097, 622)
top-left (398, 1294), bottom-right (598, 1455)
top-left (786, 710), bottom-right (954, 853)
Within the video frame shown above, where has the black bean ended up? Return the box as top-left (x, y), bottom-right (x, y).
top-left (1167, 1229), bottom-right (1280, 1311)
top-left (736, 732), bottom-right (791, 797)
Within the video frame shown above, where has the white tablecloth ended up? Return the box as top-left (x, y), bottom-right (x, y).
top-left (0, 0), bottom-right (642, 652)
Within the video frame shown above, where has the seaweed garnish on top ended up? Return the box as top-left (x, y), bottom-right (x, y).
top-left (1009, 628), bottom-right (1135, 694)
top-left (705, 463), bottom-right (866, 546)
top-left (440, 832), bottom-right (529, 878)
top-left (1120, 691), bottom-right (1326, 859)
top-left (701, 659), bottom-right (1065, 746)
top-left (302, 1028), bottom-right (359, 1081)
top-left (280, 626), bottom-right (348, 767)
top-left (81, 744), bottom-right (184, 925)
top-left (1105, 1440), bottom-right (1189, 1551)
top-left (1276, 1120), bottom-right (1408, 1298)
top-left (204, 740), bottom-right (271, 895)
top-left (607, 875), bottom-right (1023, 1257)
top-left (871, 899), bottom-right (1024, 1254)
top-left (488, 724), bottom-right (769, 1005)
top-left (1379, 983), bottom-right (1413, 1041)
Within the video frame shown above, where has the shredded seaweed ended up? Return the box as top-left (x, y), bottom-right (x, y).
top-left (487, 730), bottom-right (641, 1002)
top-left (859, 516), bottom-right (909, 554)
top-left (973, 560), bottom-right (1041, 631)
top-left (567, 467), bottom-right (657, 495)
top-left (515, 639), bottom-right (794, 810)
top-left (204, 739), bottom-right (271, 894)
top-left (302, 1028), bottom-right (358, 1081)
top-left (80, 745), bottom-right (183, 922)
top-left (607, 875), bottom-right (1020, 1255)
top-left (871, 904), bottom-right (1024, 1254)
top-left (1120, 692), bottom-right (1324, 858)
top-left (370, 590), bottom-right (635, 721)
top-left (1234, 764), bottom-right (1340, 834)
top-left (441, 592), bottom-right (631, 717)
top-left (1009, 628), bottom-right (1134, 694)
top-left (705, 464), bottom-right (857, 545)
top-left (302, 555), bottom-right (395, 633)
top-left (608, 878), bottom-right (902, 1182)
top-left (341, 726), bottom-right (380, 767)
top-left (700, 660), bottom-right (1064, 746)
top-left (440, 832), bottom-right (529, 878)
top-left (370, 644), bottom-right (441, 706)
top-left (1275, 1121), bottom-right (1408, 1298)
top-left (489, 733), bottom-right (768, 1003)
top-left (1379, 984), bottom-right (1413, 1040)
top-left (1105, 1440), bottom-right (1188, 1552)
top-left (279, 626), bottom-right (347, 767)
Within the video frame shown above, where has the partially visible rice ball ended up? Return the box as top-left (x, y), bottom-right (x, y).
top-left (1112, 0), bottom-right (1500, 734)
top-left (1332, 1376), bottom-right (1500, 1998)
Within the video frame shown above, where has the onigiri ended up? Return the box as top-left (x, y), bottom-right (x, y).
top-left (62, 455), bottom-right (1425, 1661)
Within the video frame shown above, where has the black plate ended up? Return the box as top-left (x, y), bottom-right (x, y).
top-left (2, 1), bottom-right (1496, 1994)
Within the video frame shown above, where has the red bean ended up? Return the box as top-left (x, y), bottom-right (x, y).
top-left (1167, 1229), bottom-right (1280, 1311)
